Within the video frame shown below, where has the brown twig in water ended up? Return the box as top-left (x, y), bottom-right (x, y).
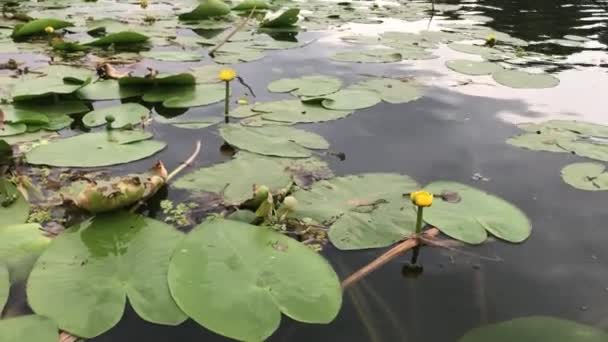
top-left (341, 228), bottom-right (440, 289)
top-left (208, 7), bottom-right (257, 57)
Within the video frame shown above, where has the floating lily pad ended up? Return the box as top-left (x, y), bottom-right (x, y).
top-left (330, 49), bottom-right (402, 63)
top-left (253, 100), bottom-right (352, 124)
top-left (352, 78), bottom-right (422, 104)
top-left (12, 18), bottom-right (72, 38)
top-left (141, 86), bottom-right (195, 103)
top-left (506, 130), bottom-right (575, 153)
top-left (561, 162), bottom-right (608, 191)
top-left (11, 65), bottom-right (93, 101)
top-left (141, 50), bottom-right (202, 62)
top-left (492, 70), bottom-right (559, 89)
top-left (233, 0), bottom-right (271, 10)
top-left (267, 75), bottom-right (342, 97)
top-left (559, 139), bottom-right (608, 161)
top-left (0, 178), bottom-right (29, 226)
top-left (154, 115), bottom-right (222, 129)
top-left (190, 64), bottom-right (225, 83)
top-left (220, 124), bottom-right (329, 158)
top-left (15, 100), bottom-right (89, 117)
top-left (0, 315), bottom-right (58, 342)
top-left (179, 0), bottom-right (231, 20)
top-left (119, 73), bottom-right (196, 87)
top-left (174, 152), bottom-right (333, 204)
top-left (0, 123), bottom-right (26, 137)
top-left (0, 223), bottom-right (50, 283)
top-left (446, 59), bottom-right (503, 76)
top-left (162, 83), bottom-right (225, 108)
top-left (212, 48), bottom-right (264, 64)
top-left (26, 131), bottom-right (166, 167)
top-left (0, 140), bottom-right (10, 163)
top-left (459, 316), bottom-right (608, 342)
top-left (77, 80), bottom-right (144, 100)
top-left (27, 213), bottom-right (187, 338)
top-left (168, 218), bottom-right (342, 341)
top-left (85, 31), bottom-right (149, 46)
top-left (321, 89), bottom-right (381, 111)
top-left (424, 181), bottom-right (531, 244)
top-left (0, 106), bottom-right (48, 125)
top-left (83, 103), bottom-right (150, 129)
top-left (260, 8), bottom-right (300, 28)
top-left (397, 47), bottom-right (438, 60)
top-left (292, 173), bottom-right (419, 250)
top-left (448, 43), bottom-right (500, 55)
top-left (341, 35), bottom-right (381, 45)
top-left (0, 265), bottom-right (6, 312)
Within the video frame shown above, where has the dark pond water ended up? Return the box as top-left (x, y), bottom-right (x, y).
top-left (3, 0), bottom-right (608, 341)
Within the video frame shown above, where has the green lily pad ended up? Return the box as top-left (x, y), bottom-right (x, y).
top-left (0, 315), bottom-right (58, 342)
top-left (228, 104), bottom-right (258, 118)
top-left (267, 75), bottom-right (342, 97)
top-left (142, 86), bottom-right (195, 103)
top-left (27, 212), bottom-right (187, 338)
top-left (253, 100), bottom-right (353, 124)
top-left (446, 59), bottom-right (503, 76)
top-left (492, 70), bottom-right (559, 89)
top-left (82, 103), bottom-right (150, 129)
top-left (52, 40), bottom-right (89, 52)
top-left (0, 265), bottom-right (6, 312)
top-left (351, 78), bottom-right (422, 104)
top-left (85, 31), bottom-right (149, 46)
top-left (190, 64), bottom-right (225, 83)
top-left (141, 50), bottom-right (202, 62)
top-left (330, 49), bottom-right (402, 63)
top-left (506, 130), bottom-right (575, 153)
top-left (558, 139), bottom-right (608, 162)
top-left (292, 173), bottom-right (419, 250)
top-left (459, 316), bottom-right (608, 342)
top-left (220, 124), bottom-right (328, 158)
top-left (11, 65), bottom-right (93, 101)
top-left (396, 47), bottom-right (438, 60)
top-left (25, 114), bottom-right (73, 132)
top-left (119, 73), bottom-right (196, 87)
top-left (320, 89), bottom-right (382, 111)
top-left (340, 35), bottom-right (381, 45)
top-left (0, 106), bottom-right (48, 125)
top-left (424, 181), bottom-right (531, 244)
top-left (174, 152), bottom-right (333, 204)
top-left (212, 48), bottom-right (264, 64)
top-left (0, 123), bottom-right (27, 137)
top-left (162, 83), bottom-right (225, 108)
top-left (447, 43), bottom-right (500, 55)
top-left (14, 100), bottom-right (89, 117)
top-left (179, 0), bottom-right (231, 20)
top-left (77, 80), bottom-right (144, 100)
top-left (154, 115), bottom-right (222, 129)
top-left (519, 120), bottom-right (608, 138)
top-left (561, 162), bottom-right (608, 191)
top-left (12, 18), bottom-right (72, 38)
top-left (0, 178), bottom-right (29, 226)
top-left (260, 8), bottom-right (300, 28)
top-left (26, 131), bottom-right (166, 167)
top-left (0, 223), bottom-right (51, 283)
top-left (0, 139), bottom-right (11, 163)
top-left (168, 218), bottom-right (342, 341)
top-left (233, 0), bottom-right (271, 10)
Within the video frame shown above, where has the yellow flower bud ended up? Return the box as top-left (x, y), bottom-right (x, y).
top-left (44, 26), bottom-right (54, 34)
top-left (283, 196), bottom-right (298, 211)
top-left (218, 68), bottom-right (237, 82)
top-left (485, 34), bottom-right (496, 47)
top-left (410, 190), bottom-right (433, 207)
top-left (140, 0), bottom-right (149, 9)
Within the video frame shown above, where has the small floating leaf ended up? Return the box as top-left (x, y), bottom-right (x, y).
top-left (0, 315), bottom-right (58, 342)
top-left (12, 18), bottom-right (72, 38)
top-left (168, 218), bottom-right (342, 341)
top-left (492, 70), bottom-right (559, 89)
top-left (267, 75), bottom-right (342, 97)
top-left (179, 0), bottom-right (231, 20)
top-left (82, 103), bottom-right (149, 129)
top-left (85, 31), bottom-right (149, 46)
top-left (561, 162), bottom-right (608, 191)
top-left (446, 59), bottom-right (503, 76)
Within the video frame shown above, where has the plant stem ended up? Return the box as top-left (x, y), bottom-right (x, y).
top-left (224, 81), bottom-right (230, 123)
top-left (410, 206), bottom-right (424, 264)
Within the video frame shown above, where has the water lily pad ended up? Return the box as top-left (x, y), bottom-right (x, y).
top-left (459, 316), bottom-right (608, 342)
top-left (492, 70), bottom-right (559, 89)
top-left (0, 178), bottom-right (29, 226)
top-left (179, 0), bottom-right (231, 20)
top-left (174, 152), bottom-right (332, 204)
top-left (0, 106), bottom-right (48, 125)
top-left (77, 80), bottom-right (144, 100)
top-left (15, 100), bottom-right (89, 117)
top-left (11, 65), bottom-right (94, 101)
top-left (559, 139), bottom-right (608, 161)
top-left (506, 130), bottom-right (575, 153)
top-left (0, 140), bottom-right (10, 163)
top-left (0, 223), bottom-right (51, 283)
top-left (0, 265), bottom-right (7, 312)
top-left (260, 8), bottom-right (300, 28)
top-left (141, 50), bottom-right (202, 62)
top-left (561, 162), bottom-right (608, 191)
top-left (212, 48), bottom-right (264, 64)
top-left (330, 49), bottom-right (402, 63)
top-left (233, 0), bottom-right (271, 11)
top-left (27, 213), bottom-right (187, 338)
top-left (292, 173), bottom-right (419, 250)
top-left (220, 124), bottom-right (328, 158)
top-left (267, 75), bottom-right (342, 97)
top-left (119, 73), bottom-right (196, 87)
top-left (253, 100), bottom-right (352, 124)
top-left (168, 218), bottom-right (342, 341)
top-left (82, 103), bottom-right (150, 129)
top-left (0, 123), bottom-right (26, 137)
top-left (351, 78), bottom-right (422, 104)
top-left (154, 115), bottom-right (222, 129)
top-left (446, 59), bottom-right (503, 76)
top-left (0, 315), bottom-right (58, 342)
top-left (85, 31), bottom-right (149, 46)
top-left (191, 64), bottom-right (225, 83)
top-left (162, 83), bottom-right (225, 108)
top-left (321, 89), bottom-right (381, 111)
top-left (424, 181), bottom-right (531, 244)
top-left (448, 43), bottom-right (500, 55)
top-left (26, 131), bottom-right (166, 167)
top-left (12, 18), bottom-right (72, 39)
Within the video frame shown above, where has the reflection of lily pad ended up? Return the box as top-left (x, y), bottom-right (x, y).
top-left (254, 100), bottom-right (352, 124)
top-left (168, 218), bottom-right (342, 341)
top-left (352, 78), bottom-right (422, 104)
top-left (220, 124), bottom-right (328, 158)
top-left (459, 316), bottom-right (608, 342)
top-left (26, 131), bottom-right (166, 167)
top-left (0, 315), bottom-right (58, 342)
top-left (267, 75), bottom-right (342, 97)
top-left (82, 103), bottom-right (150, 129)
top-left (292, 173), bottom-right (419, 250)
top-left (424, 181), bottom-right (531, 244)
top-left (446, 59), bottom-right (503, 76)
top-left (0, 223), bottom-right (51, 283)
top-left (561, 162), bottom-right (608, 191)
top-left (492, 70), bottom-right (559, 89)
top-left (321, 89), bottom-right (381, 111)
top-left (27, 213), bottom-right (187, 338)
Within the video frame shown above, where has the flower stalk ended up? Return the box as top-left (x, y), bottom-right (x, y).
top-left (219, 68), bottom-right (236, 123)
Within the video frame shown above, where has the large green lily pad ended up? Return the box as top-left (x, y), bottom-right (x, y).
top-left (11, 65), bottom-right (93, 101)
top-left (260, 8), bottom-right (300, 28)
top-left (0, 106), bottom-right (48, 125)
top-left (492, 70), bottom-right (559, 89)
top-left (561, 162), bottom-right (608, 191)
top-left (459, 316), bottom-right (608, 342)
top-left (0, 178), bottom-right (30, 226)
top-left (168, 218), bottom-right (342, 341)
top-left (292, 173), bottom-right (419, 250)
top-left (424, 181), bottom-right (531, 244)
top-left (179, 0), bottom-right (231, 20)
top-left (352, 78), bottom-right (423, 104)
top-left (447, 43), bottom-right (500, 55)
top-left (267, 75), bottom-right (342, 97)
top-left (0, 223), bottom-right (51, 283)
top-left (0, 315), bottom-right (58, 342)
top-left (119, 73), bottom-right (196, 87)
top-left (162, 83), bottom-right (225, 108)
top-left (446, 59), bottom-right (503, 76)
top-left (253, 100), bottom-right (353, 124)
top-left (220, 124), bottom-right (329, 158)
top-left (320, 89), bottom-right (382, 111)
top-left (174, 152), bottom-right (333, 204)
top-left (27, 212), bottom-right (187, 338)
top-left (26, 131), bottom-right (166, 167)
top-left (82, 103), bottom-right (150, 129)
top-left (12, 18), bottom-right (72, 38)
top-left (233, 0), bottom-right (271, 11)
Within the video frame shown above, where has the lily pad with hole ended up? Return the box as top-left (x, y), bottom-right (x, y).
top-left (561, 162), bottom-right (608, 191)
top-left (27, 212), bottom-right (187, 338)
top-left (84, 31), bottom-right (149, 46)
top-left (179, 0), bottom-right (232, 20)
top-left (26, 131), bottom-right (166, 167)
top-left (12, 18), bottom-right (72, 39)
top-left (162, 83), bottom-right (225, 108)
top-left (459, 316), bottom-right (608, 342)
top-left (0, 223), bottom-right (51, 283)
top-left (0, 315), bottom-right (58, 342)
top-left (77, 80), bottom-right (145, 100)
top-left (330, 49), bottom-right (402, 63)
top-left (168, 218), bottom-right (342, 341)
top-left (351, 78), bottom-right (422, 104)
top-left (174, 152), bottom-right (332, 204)
top-left (291, 173), bottom-right (419, 250)
top-left (0, 178), bottom-right (30, 226)
top-left (253, 100), bottom-right (352, 124)
top-left (446, 59), bottom-right (503, 76)
top-left (423, 181), bottom-right (531, 244)
top-left (492, 70), bottom-right (559, 89)
top-left (320, 89), bottom-right (382, 111)
top-left (141, 50), bottom-right (202, 62)
top-left (267, 75), bottom-right (342, 97)
top-left (260, 8), bottom-right (300, 28)
top-left (82, 103), bottom-right (150, 129)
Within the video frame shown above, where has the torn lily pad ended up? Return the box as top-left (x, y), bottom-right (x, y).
top-left (351, 78), bottom-right (422, 104)
top-left (82, 103), bottom-right (150, 129)
top-left (220, 124), bottom-right (329, 158)
top-left (492, 70), bottom-right (559, 89)
top-left (27, 212), bottom-right (187, 338)
top-left (424, 181), bottom-right (531, 244)
top-left (446, 59), bottom-right (503, 76)
top-left (253, 100), bottom-right (352, 124)
top-left (26, 131), bottom-right (166, 167)
top-left (0, 315), bottom-right (58, 342)
top-left (561, 162), bottom-right (608, 191)
top-left (267, 75), bottom-right (342, 97)
top-left (168, 218), bottom-right (342, 341)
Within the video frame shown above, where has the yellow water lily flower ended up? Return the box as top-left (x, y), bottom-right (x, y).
top-left (44, 26), bottom-right (54, 34)
top-left (219, 68), bottom-right (237, 82)
top-left (410, 190), bottom-right (433, 207)
top-left (485, 34), bottom-right (496, 47)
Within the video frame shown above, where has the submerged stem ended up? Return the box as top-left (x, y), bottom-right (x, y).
top-left (224, 81), bottom-right (230, 123)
